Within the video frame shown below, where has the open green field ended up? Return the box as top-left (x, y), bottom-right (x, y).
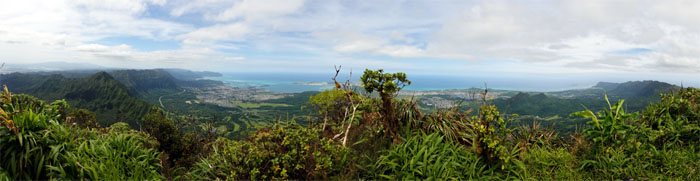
top-left (231, 101), bottom-right (292, 109)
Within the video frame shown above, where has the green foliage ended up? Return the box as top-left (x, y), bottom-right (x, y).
top-left (69, 108), bottom-right (100, 128)
top-left (372, 132), bottom-right (489, 180)
top-left (576, 143), bottom-right (700, 180)
top-left (0, 88), bottom-right (62, 179)
top-left (307, 89), bottom-right (362, 130)
top-left (187, 122), bottom-right (350, 180)
top-left (109, 122), bottom-right (136, 133)
top-left (0, 89), bottom-right (162, 180)
top-left (571, 94), bottom-right (638, 149)
top-left (360, 69), bottom-right (411, 97)
top-left (45, 126), bottom-right (162, 180)
top-left (141, 105), bottom-right (196, 171)
top-left (307, 89), bottom-right (347, 115)
top-left (471, 104), bottom-right (523, 171)
top-left (3, 72), bottom-right (153, 128)
top-left (512, 120), bottom-right (557, 151)
top-left (5, 68), bottom-right (700, 180)
top-left (0, 170), bottom-right (8, 181)
top-left (570, 90), bottom-right (700, 180)
top-left (360, 69), bottom-right (411, 142)
top-left (521, 147), bottom-right (582, 180)
top-left (638, 87), bottom-right (700, 147)
top-left (406, 104), bottom-right (471, 145)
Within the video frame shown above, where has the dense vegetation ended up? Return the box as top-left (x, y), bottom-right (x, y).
top-left (184, 69), bottom-right (699, 179)
top-left (2, 72), bottom-right (151, 128)
top-left (1, 68), bottom-right (698, 180)
top-left (480, 80), bottom-right (678, 134)
top-left (0, 87), bottom-right (161, 180)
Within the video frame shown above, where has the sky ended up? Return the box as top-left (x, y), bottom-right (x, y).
top-left (1, 0), bottom-right (700, 83)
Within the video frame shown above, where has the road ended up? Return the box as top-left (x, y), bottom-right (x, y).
top-left (159, 89), bottom-right (186, 111)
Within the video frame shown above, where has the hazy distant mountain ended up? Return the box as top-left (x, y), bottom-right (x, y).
top-left (546, 80), bottom-right (680, 100)
top-left (604, 80), bottom-right (679, 98)
top-left (159, 68), bottom-right (222, 80)
top-left (593, 82), bottom-right (620, 90)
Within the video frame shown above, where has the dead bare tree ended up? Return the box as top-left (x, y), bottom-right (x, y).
top-left (323, 65), bottom-right (344, 132)
top-left (332, 65), bottom-right (342, 89)
top-left (326, 66), bottom-right (362, 147)
top-left (342, 93), bottom-right (361, 147)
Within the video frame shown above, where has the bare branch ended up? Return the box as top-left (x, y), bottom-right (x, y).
top-left (333, 65), bottom-right (342, 89)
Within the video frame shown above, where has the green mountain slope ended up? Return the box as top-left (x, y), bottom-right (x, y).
top-left (489, 80), bottom-right (680, 132)
top-left (109, 69), bottom-right (179, 94)
top-left (2, 72), bottom-right (152, 128)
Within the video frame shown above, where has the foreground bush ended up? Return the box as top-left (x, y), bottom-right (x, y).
top-left (521, 147), bottom-right (582, 180)
top-left (45, 125), bottom-right (162, 180)
top-left (0, 88), bottom-right (162, 180)
top-left (638, 87), bottom-right (700, 148)
top-left (372, 132), bottom-right (489, 180)
top-left (572, 89), bottom-right (700, 180)
top-left (187, 121), bottom-right (351, 180)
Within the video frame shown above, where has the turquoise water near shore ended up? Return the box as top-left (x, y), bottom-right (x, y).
top-left (208, 72), bottom-right (608, 93)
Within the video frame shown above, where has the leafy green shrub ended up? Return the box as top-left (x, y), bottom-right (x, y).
top-left (109, 122), bottom-right (134, 133)
top-left (187, 122), bottom-right (350, 180)
top-left (307, 89), bottom-right (350, 129)
top-left (471, 104), bottom-right (524, 172)
top-left (141, 106), bottom-right (186, 164)
top-left (649, 146), bottom-right (700, 179)
top-left (571, 94), bottom-right (637, 150)
top-left (360, 69), bottom-right (411, 142)
top-left (0, 88), bottom-right (63, 179)
top-left (580, 146), bottom-right (638, 179)
top-left (638, 87), bottom-right (700, 147)
top-left (46, 128), bottom-right (163, 180)
top-left (521, 147), bottom-right (581, 180)
top-left (373, 132), bottom-right (488, 180)
top-left (10, 93), bottom-right (46, 112)
top-left (0, 88), bottom-right (163, 180)
top-left (69, 108), bottom-right (100, 128)
top-left (512, 120), bottom-right (557, 152)
top-left (573, 92), bottom-right (700, 180)
top-left (408, 106), bottom-right (471, 145)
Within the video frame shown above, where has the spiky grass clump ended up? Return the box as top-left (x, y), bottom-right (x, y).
top-left (372, 132), bottom-right (489, 180)
top-left (0, 88), bottom-right (162, 180)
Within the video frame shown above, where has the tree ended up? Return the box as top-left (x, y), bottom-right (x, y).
top-left (69, 108), bottom-right (100, 128)
top-left (141, 106), bottom-right (183, 166)
top-left (360, 69), bottom-right (411, 142)
top-left (308, 89), bottom-right (348, 131)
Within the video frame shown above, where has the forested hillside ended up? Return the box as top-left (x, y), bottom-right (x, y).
top-left (484, 80), bottom-right (681, 133)
top-left (0, 69), bottom-right (310, 139)
top-left (109, 70), bottom-right (179, 94)
top-left (2, 72), bottom-right (152, 128)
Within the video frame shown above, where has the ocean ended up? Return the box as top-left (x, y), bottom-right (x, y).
top-left (208, 72), bottom-right (606, 93)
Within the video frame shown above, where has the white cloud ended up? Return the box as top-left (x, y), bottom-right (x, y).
top-left (326, 31), bottom-right (386, 53)
top-left (70, 0), bottom-right (162, 15)
top-left (389, 31), bottom-right (414, 43)
top-left (211, 0), bottom-right (306, 21)
top-left (313, 30), bottom-right (425, 58)
top-left (418, 0), bottom-right (700, 73)
top-left (376, 45), bottom-right (425, 58)
top-left (177, 23), bottom-right (250, 45)
top-left (2, 0), bottom-right (700, 75)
